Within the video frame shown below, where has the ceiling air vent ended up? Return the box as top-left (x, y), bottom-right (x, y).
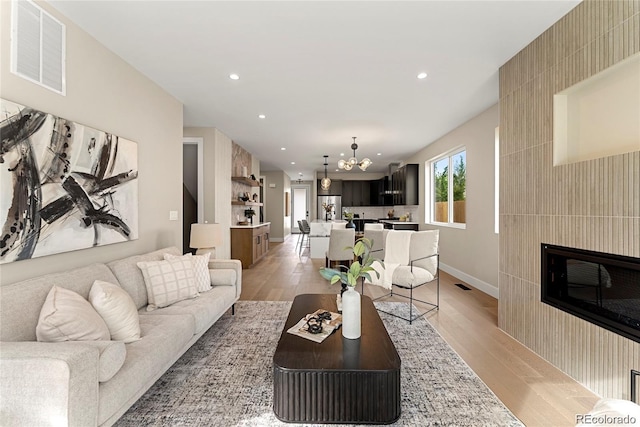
top-left (11, 0), bottom-right (66, 95)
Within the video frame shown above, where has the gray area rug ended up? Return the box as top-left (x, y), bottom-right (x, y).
top-left (115, 301), bottom-right (523, 426)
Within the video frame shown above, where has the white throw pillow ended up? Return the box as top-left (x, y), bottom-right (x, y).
top-left (164, 252), bottom-right (212, 292)
top-left (137, 257), bottom-right (199, 311)
top-left (89, 280), bottom-right (141, 343)
top-left (36, 286), bottom-right (110, 342)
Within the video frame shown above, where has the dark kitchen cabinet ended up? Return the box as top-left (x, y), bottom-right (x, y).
top-left (374, 176), bottom-right (394, 206)
top-left (342, 181), bottom-right (371, 207)
top-left (392, 164), bottom-right (419, 205)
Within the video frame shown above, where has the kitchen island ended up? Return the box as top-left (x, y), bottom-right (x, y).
top-left (379, 220), bottom-right (419, 231)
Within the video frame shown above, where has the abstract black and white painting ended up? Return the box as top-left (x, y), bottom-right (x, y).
top-left (0, 99), bottom-right (138, 264)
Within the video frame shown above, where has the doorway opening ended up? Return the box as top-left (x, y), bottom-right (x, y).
top-left (183, 137), bottom-right (204, 254)
top-left (291, 183), bottom-right (311, 234)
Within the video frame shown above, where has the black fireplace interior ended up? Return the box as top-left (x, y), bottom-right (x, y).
top-left (541, 243), bottom-right (640, 343)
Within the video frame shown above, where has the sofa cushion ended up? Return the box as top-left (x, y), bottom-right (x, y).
top-left (0, 264), bottom-right (119, 342)
top-left (137, 257), bottom-right (199, 311)
top-left (107, 247), bottom-right (182, 310)
top-left (210, 269), bottom-right (237, 287)
top-left (392, 265), bottom-right (436, 288)
top-left (164, 252), bottom-right (212, 292)
top-left (36, 286), bottom-right (111, 342)
top-left (139, 285), bottom-right (236, 334)
top-left (89, 280), bottom-right (141, 343)
top-left (97, 313), bottom-right (195, 425)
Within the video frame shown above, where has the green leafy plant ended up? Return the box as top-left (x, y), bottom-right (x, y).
top-left (319, 237), bottom-right (383, 287)
top-left (343, 211), bottom-right (354, 221)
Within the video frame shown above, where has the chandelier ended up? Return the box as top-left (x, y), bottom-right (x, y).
top-left (337, 137), bottom-right (372, 171)
top-left (320, 155), bottom-right (331, 190)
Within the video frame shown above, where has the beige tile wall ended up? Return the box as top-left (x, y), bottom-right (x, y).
top-left (498, 0), bottom-right (640, 399)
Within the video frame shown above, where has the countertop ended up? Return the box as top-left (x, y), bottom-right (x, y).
top-left (230, 222), bottom-right (271, 229)
top-left (378, 220), bottom-right (419, 225)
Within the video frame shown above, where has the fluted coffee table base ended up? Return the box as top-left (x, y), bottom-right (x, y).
top-left (273, 294), bottom-right (401, 424)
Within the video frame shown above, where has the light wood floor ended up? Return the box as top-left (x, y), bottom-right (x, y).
top-left (240, 237), bottom-right (599, 426)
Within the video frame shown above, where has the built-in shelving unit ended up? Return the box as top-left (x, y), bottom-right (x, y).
top-left (232, 176), bottom-right (261, 187)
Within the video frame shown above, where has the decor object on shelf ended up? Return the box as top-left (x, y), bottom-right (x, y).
top-left (244, 209), bottom-right (256, 224)
top-left (337, 137), bottom-right (372, 171)
top-left (0, 98), bottom-right (139, 264)
top-left (190, 222), bottom-right (223, 257)
top-left (319, 237), bottom-right (383, 339)
top-left (320, 155), bottom-right (331, 190)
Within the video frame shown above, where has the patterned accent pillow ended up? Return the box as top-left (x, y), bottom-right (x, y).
top-left (137, 257), bottom-right (199, 311)
top-left (164, 252), bottom-right (212, 292)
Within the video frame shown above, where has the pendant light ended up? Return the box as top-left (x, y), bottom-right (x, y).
top-left (321, 155), bottom-right (331, 190)
top-left (337, 137), bottom-right (372, 171)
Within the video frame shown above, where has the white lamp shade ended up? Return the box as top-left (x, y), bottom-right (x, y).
top-left (190, 223), bottom-right (223, 249)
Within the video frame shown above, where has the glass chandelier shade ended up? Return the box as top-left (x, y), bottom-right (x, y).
top-left (337, 137), bottom-right (371, 171)
top-left (321, 155), bottom-right (331, 190)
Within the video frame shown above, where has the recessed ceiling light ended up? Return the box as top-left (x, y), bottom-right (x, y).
top-left (281, 147), bottom-right (286, 151)
top-left (229, 73), bottom-right (240, 80)
top-left (258, 114), bottom-right (266, 119)
top-left (291, 161), bottom-right (295, 165)
top-left (335, 169), bottom-right (339, 172)
top-left (417, 72), bottom-right (428, 79)
top-left (340, 153), bottom-right (345, 157)
top-left (377, 153), bottom-right (382, 156)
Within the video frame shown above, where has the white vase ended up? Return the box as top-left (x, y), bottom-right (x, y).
top-left (341, 286), bottom-right (361, 339)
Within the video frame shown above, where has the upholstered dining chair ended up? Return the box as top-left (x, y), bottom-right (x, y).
top-left (364, 223), bottom-right (384, 231)
top-left (364, 227), bottom-right (387, 261)
top-left (325, 228), bottom-right (355, 268)
top-left (365, 230), bottom-right (439, 324)
top-left (331, 222), bottom-right (347, 229)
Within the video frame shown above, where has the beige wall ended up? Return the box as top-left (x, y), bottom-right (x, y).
top-left (263, 171), bottom-right (291, 242)
top-left (0, 1), bottom-right (183, 285)
top-left (499, 0), bottom-right (640, 399)
top-left (182, 127), bottom-right (233, 258)
top-left (407, 104), bottom-right (500, 296)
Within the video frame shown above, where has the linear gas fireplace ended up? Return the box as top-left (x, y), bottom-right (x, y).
top-left (542, 244), bottom-right (640, 343)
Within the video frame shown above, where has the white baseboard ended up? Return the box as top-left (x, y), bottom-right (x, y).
top-left (439, 263), bottom-right (499, 299)
top-left (269, 237), bottom-right (284, 243)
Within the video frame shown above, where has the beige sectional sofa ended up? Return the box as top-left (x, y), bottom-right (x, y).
top-left (0, 246), bottom-right (241, 427)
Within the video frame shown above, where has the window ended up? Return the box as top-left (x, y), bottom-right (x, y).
top-left (428, 148), bottom-right (466, 226)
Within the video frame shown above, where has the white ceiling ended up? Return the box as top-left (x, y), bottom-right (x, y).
top-left (49, 0), bottom-right (580, 180)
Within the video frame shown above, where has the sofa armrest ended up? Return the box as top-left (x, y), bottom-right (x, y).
top-left (209, 259), bottom-right (242, 298)
top-left (0, 341), bottom-right (100, 427)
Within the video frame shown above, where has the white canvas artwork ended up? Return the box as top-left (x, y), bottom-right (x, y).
top-left (0, 98), bottom-right (139, 264)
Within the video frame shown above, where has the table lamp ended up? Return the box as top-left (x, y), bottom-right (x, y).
top-left (189, 222), bottom-right (223, 257)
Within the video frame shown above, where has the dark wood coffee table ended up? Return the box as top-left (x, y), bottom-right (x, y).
top-left (273, 293), bottom-right (401, 424)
